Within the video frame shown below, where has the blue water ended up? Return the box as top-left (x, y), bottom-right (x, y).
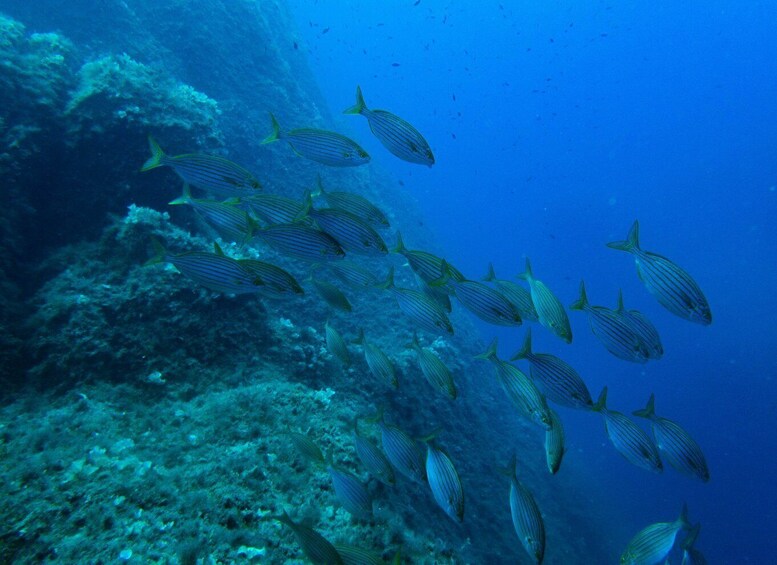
top-left (288, 1), bottom-right (777, 562)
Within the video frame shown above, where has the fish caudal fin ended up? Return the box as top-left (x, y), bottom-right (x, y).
top-left (141, 135), bottom-right (166, 171)
top-left (168, 183), bottom-right (192, 205)
top-left (592, 386), bottom-right (608, 412)
top-left (343, 85), bottom-right (367, 115)
top-left (569, 280), bottom-right (589, 311)
top-left (375, 266), bottom-right (395, 290)
top-left (510, 328), bottom-right (533, 361)
top-left (606, 220), bottom-right (641, 252)
top-left (632, 393), bottom-right (656, 419)
top-left (144, 238), bottom-right (167, 267)
top-left (474, 338), bottom-right (499, 361)
top-left (391, 231), bottom-right (406, 254)
top-left (481, 262), bottom-right (496, 282)
top-left (517, 257), bottom-right (533, 282)
top-left (261, 113), bottom-right (282, 144)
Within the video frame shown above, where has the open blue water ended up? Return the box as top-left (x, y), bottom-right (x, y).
top-left (288, 1), bottom-right (777, 562)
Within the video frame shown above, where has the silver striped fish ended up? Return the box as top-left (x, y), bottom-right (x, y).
top-left (475, 339), bottom-right (551, 430)
top-left (544, 407), bottom-right (565, 474)
top-left (254, 223), bottom-right (345, 262)
top-left (518, 258), bottom-right (572, 343)
top-left (408, 333), bottom-right (457, 400)
top-left (145, 240), bottom-right (263, 295)
top-left (482, 263), bottom-right (539, 322)
top-left (503, 454), bottom-right (545, 564)
top-left (234, 258), bottom-right (304, 300)
top-left (326, 451), bottom-right (372, 517)
top-left (325, 320), bottom-right (351, 367)
top-left (633, 394), bottom-right (709, 482)
top-left (241, 193), bottom-right (306, 225)
top-left (370, 407), bottom-right (426, 484)
top-left (315, 176), bottom-right (390, 229)
top-left (169, 184), bottom-right (255, 244)
top-left (344, 85), bottom-right (434, 167)
top-left (262, 113), bottom-right (370, 167)
top-left (273, 510), bottom-right (344, 565)
top-left (333, 545), bottom-right (384, 565)
top-left (303, 199), bottom-right (388, 257)
top-left (615, 290), bottom-right (664, 359)
top-left (608, 220), bottom-right (712, 325)
top-left (680, 523), bottom-right (706, 565)
top-left (321, 261), bottom-right (379, 289)
top-left (593, 387), bottom-right (663, 473)
top-left (621, 505), bottom-right (691, 565)
top-left (570, 280), bottom-right (650, 363)
top-left (141, 136), bottom-right (261, 196)
top-left (511, 329), bottom-right (593, 410)
top-left (376, 267), bottom-right (454, 335)
top-left (287, 431), bottom-right (325, 464)
top-left (310, 276), bottom-right (352, 312)
top-left (392, 232), bottom-right (465, 287)
top-left (352, 418), bottom-right (395, 486)
top-left (417, 274), bottom-right (453, 313)
top-left (352, 329), bottom-right (398, 389)
top-left (424, 442), bottom-right (464, 523)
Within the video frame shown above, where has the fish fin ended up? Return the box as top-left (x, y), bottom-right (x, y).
top-left (474, 338), bottom-right (499, 361)
top-left (213, 242), bottom-right (226, 257)
top-left (632, 393), bottom-right (656, 419)
top-left (516, 257), bottom-right (533, 282)
top-left (363, 405), bottom-right (385, 425)
top-left (271, 509), bottom-right (294, 528)
top-left (592, 386), bottom-right (608, 412)
top-left (678, 503), bottom-right (691, 530)
top-left (168, 183), bottom-right (192, 205)
top-left (140, 135), bottom-right (166, 171)
top-left (569, 279), bottom-right (589, 311)
top-left (510, 328), bottom-right (532, 361)
top-left (343, 85), bottom-right (367, 115)
top-left (404, 331), bottom-right (422, 351)
top-left (144, 238), bottom-right (167, 266)
top-left (498, 452), bottom-right (518, 478)
top-left (311, 174), bottom-right (325, 198)
top-left (391, 231), bottom-right (406, 254)
top-left (374, 266), bottom-right (395, 290)
top-left (427, 259), bottom-right (451, 287)
top-left (351, 328), bottom-right (366, 345)
top-left (481, 262), bottom-right (496, 282)
top-left (391, 547), bottom-right (402, 565)
top-left (293, 191), bottom-right (313, 222)
top-left (261, 113), bottom-right (281, 144)
top-left (616, 289), bottom-right (625, 313)
top-left (682, 523), bottom-right (701, 550)
top-left (606, 220), bottom-right (640, 252)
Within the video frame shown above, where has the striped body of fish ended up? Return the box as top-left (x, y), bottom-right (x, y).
top-left (141, 136), bottom-right (261, 196)
top-left (475, 339), bottom-right (550, 430)
top-left (615, 290), bottom-right (664, 359)
top-left (512, 329), bottom-right (593, 410)
top-left (308, 207), bottom-right (388, 256)
top-left (315, 176), bottom-right (390, 229)
top-left (504, 456), bottom-right (545, 564)
top-left (344, 86), bottom-right (435, 167)
top-left (377, 267), bottom-right (454, 335)
top-left (608, 220), bottom-right (712, 325)
top-left (353, 419), bottom-right (395, 486)
top-left (169, 184), bottom-right (255, 244)
top-left (425, 443), bottom-right (464, 522)
top-left (236, 259), bottom-right (304, 300)
top-left (242, 193), bottom-right (306, 225)
top-left (262, 113), bottom-right (370, 167)
top-left (326, 459), bottom-right (372, 517)
top-left (570, 281), bottom-right (650, 363)
top-left (288, 432), bottom-right (325, 464)
top-left (519, 258), bottom-right (572, 343)
top-left (255, 223), bottom-right (345, 262)
top-left (310, 276), bottom-right (352, 312)
top-left (372, 409), bottom-right (426, 484)
top-left (409, 334), bottom-right (457, 399)
top-left (482, 263), bottom-right (539, 322)
top-left (333, 545), bottom-right (384, 565)
top-left (621, 505), bottom-right (690, 565)
top-left (325, 320), bottom-right (351, 367)
top-left (594, 387), bottom-right (663, 473)
top-left (353, 330), bottom-right (397, 389)
top-left (449, 277), bottom-right (523, 326)
top-left (274, 511), bottom-right (344, 565)
top-left (323, 261), bottom-right (379, 289)
top-left (633, 394), bottom-right (710, 482)
top-left (392, 232), bottom-right (464, 287)
top-left (544, 408), bottom-right (565, 474)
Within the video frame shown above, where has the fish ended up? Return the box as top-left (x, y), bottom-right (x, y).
top-left (352, 329), bottom-right (398, 389)
top-left (593, 387), bottom-right (663, 473)
top-left (141, 136), bottom-right (262, 196)
top-left (254, 223), bottom-right (345, 262)
top-left (633, 394), bottom-right (710, 482)
top-left (614, 290), bottom-right (664, 359)
top-left (423, 440), bottom-right (465, 523)
top-left (569, 280), bottom-right (650, 363)
top-left (325, 320), bottom-right (351, 367)
top-left (680, 523), bottom-right (706, 565)
top-left (620, 504), bottom-right (691, 565)
top-left (369, 406), bottom-right (426, 484)
top-left (333, 545), bottom-right (384, 565)
top-left (300, 195), bottom-right (388, 256)
top-left (352, 418), bottom-right (395, 486)
top-left (273, 510), bottom-right (344, 565)
top-left (169, 184), bottom-right (256, 244)
top-left (475, 338), bottom-right (551, 430)
top-left (511, 329), bottom-right (593, 410)
top-left (240, 193), bottom-right (306, 225)
top-left (310, 275), bottom-right (353, 312)
top-left (416, 273), bottom-right (453, 312)
top-left (314, 175), bottom-right (390, 229)
top-left (392, 231), bottom-right (464, 287)
top-left (344, 85), bottom-right (435, 166)
top-left (261, 113), bottom-right (370, 167)
top-left (287, 431), bottom-right (325, 464)
top-left (607, 220), bottom-right (712, 325)
top-left (518, 258), bottom-right (572, 343)
top-left (145, 239), bottom-right (264, 295)
top-left (319, 261), bottom-right (379, 289)
top-left (482, 263), bottom-right (539, 322)
top-left (544, 408), bottom-right (565, 474)
top-left (325, 450), bottom-right (372, 517)
top-left (503, 454), bottom-right (545, 564)
top-left (212, 243), bottom-right (304, 300)
top-left (376, 267), bottom-right (454, 335)
top-left (434, 261), bottom-right (523, 326)
top-left (407, 333), bottom-right (457, 399)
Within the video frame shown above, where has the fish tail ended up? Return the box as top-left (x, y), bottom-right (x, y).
top-left (427, 259), bottom-right (451, 287)
top-left (678, 503), bottom-right (691, 530)
top-left (343, 85), bottom-right (367, 115)
top-left (261, 113), bottom-right (282, 144)
top-left (364, 405), bottom-right (385, 425)
top-left (168, 183), bottom-right (192, 205)
top-left (213, 241), bottom-right (226, 256)
top-left (683, 523), bottom-right (701, 550)
top-left (516, 257), bottom-right (533, 281)
top-left (294, 191), bottom-right (313, 222)
top-left (140, 135), bottom-right (166, 171)
top-left (271, 509), bottom-right (294, 527)
top-left (632, 393), bottom-right (656, 419)
top-left (352, 328), bottom-right (366, 345)
top-left (391, 231), bottom-right (406, 254)
top-left (498, 452), bottom-right (518, 477)
top-left (606, 220), bottom-right (641, 252)
top-left (510, 328), bottom-right (532, 361)
top-left (375, 266), bottom-right (395, 290)
top-left (481, 262), bottom-right (496, 282)
top-left (311, 174), bottom-right (325, 198)
top-left (592, 386), bottom-right (608, 412)
top-left (474, 338), bottom-right (499, 361)
top-left (569, 279), bottom-right (589, 311)
top-left (144, 238), bottom-right (167, 266)
top-left (615, 289), bottom-right (625, 312)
